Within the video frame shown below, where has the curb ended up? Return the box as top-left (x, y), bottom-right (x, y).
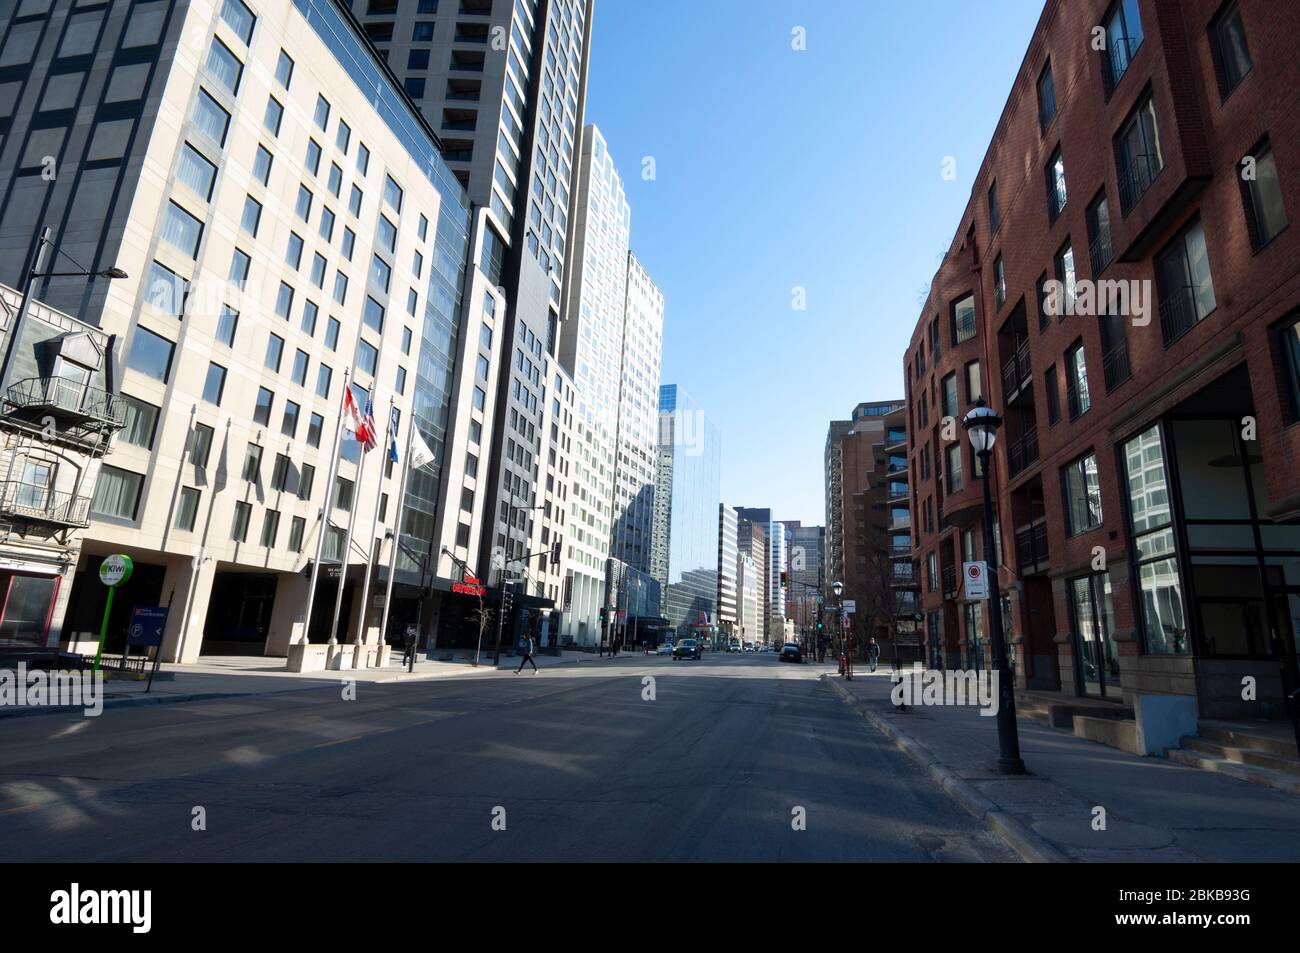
top-left (0, 683), bottom-right (332, 720)
top-left (822, 674), bottom-right (1070, 864)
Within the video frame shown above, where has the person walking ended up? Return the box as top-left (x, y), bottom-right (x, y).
top-left (867, 637), bottom-right (880, 672)
top-left (515, 631), bottom-right (538, 674)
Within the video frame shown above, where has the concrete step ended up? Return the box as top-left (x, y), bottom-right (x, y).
top-left (1073, 714), bottom-right (1141, 755)
top-left (1198, 725), bottom-right (1298, 759)
top-left (1179, 737), bottom-right (1300, 777)
top-left (1166, 747), bottom-right (1300, 797)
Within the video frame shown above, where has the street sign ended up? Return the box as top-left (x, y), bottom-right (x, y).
top-left (127, 606), bottom-right (168, 647)
top-left (99, 554), bottom-right (133, 587)
top-left (842, 600), bottom-right (856, 614)
top-left (963, 561), bottom-right (988, 599)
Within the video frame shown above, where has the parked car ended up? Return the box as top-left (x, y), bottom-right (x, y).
top-left (656, 642), bottom-right (674, 656)
top-left (672, 638), bottom-right (702, 660)
top-left (758, 645), bottom-right (771, 653)
top-left (778, 642), bottom-right (804, 664)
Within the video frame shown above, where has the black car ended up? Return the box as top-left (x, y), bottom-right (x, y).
top-left (778, 642), bottom-right (804, 664)
top-left (672, 638), bottom-right (702, 660)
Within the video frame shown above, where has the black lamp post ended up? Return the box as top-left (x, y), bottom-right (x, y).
top-left (833, 579), bottom-right (850, 679)
top-left (961, 399), bottom-right (1026, 775)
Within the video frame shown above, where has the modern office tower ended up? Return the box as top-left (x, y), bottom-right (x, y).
top-left (785, 522), bottom-right (824, 639)
top-left (0, 0), bottom-right (480, 661)
top-left (717, 503), bottom-right (738, 641)
top-left (610, 251), bottom-right (663, 574)
top-left (737, 515), bottom-right (767, 645)
top-left (735, 506), bottom-right (788, 644)
top-left (824, 401), bottom-right (904, 596)
top-left (553, 124), bottom-right (628, 644)
top-left (652, 384), bottom-right (721, 640)
top-left (356, 0), bottom-right (596, 626)
top-left (905, 0), bottom-right (1300, 722)
top-left (737, 553), bottom-right (759, 646)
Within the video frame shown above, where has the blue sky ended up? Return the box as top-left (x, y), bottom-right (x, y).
top-left (584, 0), bottom-right (1044, 525)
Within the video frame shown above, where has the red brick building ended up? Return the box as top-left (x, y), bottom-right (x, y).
top-left (904, 0), bottom-right (1300, 723)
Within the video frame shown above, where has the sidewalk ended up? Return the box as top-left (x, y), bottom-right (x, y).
top-left (825, 671), bottom-right (1300, 863)
top-left (0, 647), bottom-right (613, 719)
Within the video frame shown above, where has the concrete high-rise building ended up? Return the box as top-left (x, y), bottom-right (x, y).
top-left (0, 0), bottom-right (482, 661)
top-left (717, 503), bottom-right (738, 639)
top-left (553, 124), bottom-right (628, 644)
top-left (785, 522), bottom-right (824, 640)
top-left (737, 552), bottom-right (759, 647)
top-left (652, 384), bottom-right (720, 640)
top-left (357, 0), bottom-right (595, 637)
top-left (610, 252), bottom-right (663, 574)
top-left (735, 506), bottom-right (789, 643)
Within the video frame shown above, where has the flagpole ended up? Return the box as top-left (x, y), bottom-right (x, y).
top-left (328, 414), bottom-right (367, 649)
top-left (377, 409), bottom-right (417, 664)
top-left (301, 368), bottom-right (350, 648)
top-left (352, 397), bottom-right (395, 662)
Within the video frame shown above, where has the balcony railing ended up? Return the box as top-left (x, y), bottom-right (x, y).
top-left (1101, 35), bottom-right (1143, 95)
top-left (0, 481), bottom-right (91, 528)
top-left (1015, 519), bottom-right (1050, 572)
top-left (1088, 229), bottom-right (1114, 276)
top-left (1007, 426), bottom-right (1040, 478)
top-left (1118, 152), bottom-right (1162, 212)
top-left (1158, 285), bottom-right (1204, 346)
top-left (953, 310), bottom-right (977, 345)
top-left (6, 377), bottom-right (126, 431)
top-left (891, 566), bottom-right (916, 586)
top-left (941, 565), bottom-right (957, 597)
top-left (889, 543), bottom-right (912, 558)
top-left (1001, 341), bottom-right (1032, 398)
top-left (1102, 342), bottom-right (1131, 392)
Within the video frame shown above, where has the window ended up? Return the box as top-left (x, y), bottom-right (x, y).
top-left (473, 387), bottom-right (486, 411)
top-left (242, 443), bottom-right (262, 483)
top-left (383, 175), bottom-right (403, 212)
top-left (1102, 0), bottom-right (1144, 94)
top-left (1053, 243), bottom-right (1077, 318)
top-left (1066, 342), bottom-right (1091, 418)
top-left (119, 395), bottom-right (159, 449)
top-left (253, 144), bottom-right (273, 185)
top-left (1274, 314), bottom-right (1300, 425)
top-left (1155, 216), bottom-right (1216, 345)
top-left (127, 328), bottom-right (174, 382)
top-left (993, 255), bottom-right (1006, 309)
top-left (175, 487), bottom-right (200, 531)
top-left (306, 138), bottom-right (322, 176)
top-left (965, 361), bottom-right (982, 404)
top-left (1240, 138), bottom-right (1287, 250)
top-left (275, 282), bottom-right (294, 319)
top-left (1046, 147), bottom-right (1066, 222)
top-left (1100, 310), bottom-right (1131, 391)
top-left (264, 96), bottom-right (283, 136)
top-left (476, 354), bottom-right (490, 381)
top-left (190, 424), bottom-right (214, 468)
top-left (1063, 452), bottom-right (1103, 534)
top-left (326, 318), bottom-right (341, 350)
top-left (1116, 94), bottom-right (1163, 211)
top-left (219, 0), bottom-right (255, 44)
top-left (161, 202), bottom-right (203, 257)
top-left (319, 207), bottom-right (335, 242)
top-left (336, 119), bottom-right (351, 154)
top-left (370, 256), bottom-right (391, 293)
top-left (1037, 60), bottom-right (1056, 132)
top-left (407, 327), bottom-right (417, 354)
top-left (409, 49), bottom-right (430, 70)
top-left (178, 144), bottom-right (218, 200)
top-left (146, 261), bottom-right (186, 318)
top-left (241, 195), bottom-right (262, 236)
top-left (314, 95), bottom-right (330, 130)
top-left (342, 228), bottom-right (356, 261)
top-left (941, 373), bottom-right (958, 419)
top-left (333, 272), bottom-right (348, 305)
top-left (311, 254), bottom-right (326, 288)
top-left (282, 400), bottom-right (300, 438)
top-left (253, 387), bottom-right (274, 426)
top-left (1045, 363), bottom-right (1061, 425)
top-left (231, 501), bottom-right (252, 542)
top-left (1087, 192), bottom-right (1113, 275)
top-left (395, 366), bottom-right (407, 395)
top-left (292, 349), bottom-right (309, 387)
top-left (265, 334), bottom-right (284, 373)
top-left (317, 364), bottom-right (332, 398)
top-left (275, 49), bottom-right (294, 88)
top-left (206, 38), bottom-right (243, 94)
top-left (328, 163), bottom-right (342, 198)
top-left (202, 362), bottom-right (226, 405)
top-left (193, 90), bottom-right (230, 145)
top-left (1210, 1), bottom-right (1253, 97)
top-left (946, 443), bottom-right (964, 494)
top-left (333, 477), bottom-right (354, 511)
top-left (271, 453), bottom-right (291, 492)
top-left (296, 184), bottom-right (313, 221)
top-left (91, 466), bottom-right (143, 520)
top-left (988, 181), bottom-right (999, 233)
top-left (951, 293), bottom-right (976, 345)
top-left (286, 232), bottom-right (304, 269)
top-left (260, 509), bottom-right (280, 548)
top-left (413, 21), bottom-right (434, 41)
top-left (289, 516), bottom-right (306, 552)
top-left (307, 414), bottom-right (324, 449)
top-left (358, 143), bottom-right (370, 175)
top-left (1121, 426), bottom-right (1185, 653)
top-left (356, 339), bottom-right (378, 377)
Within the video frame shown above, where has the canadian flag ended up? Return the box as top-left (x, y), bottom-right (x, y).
top-left (343, 386), bottom-right (378, 451)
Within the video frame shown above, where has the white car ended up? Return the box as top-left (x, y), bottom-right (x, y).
top-left (656, 642), bottom-right (674, 656)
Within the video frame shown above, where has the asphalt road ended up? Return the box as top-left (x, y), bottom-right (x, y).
top-left (0, 653), bottom-right (1014, 862)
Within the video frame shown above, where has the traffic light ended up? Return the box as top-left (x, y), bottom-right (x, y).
top-left (780, 571), bottom-right (788, 588)
top-left (502, 589), bottom-right (515, 615)
top-left (551, 538), bottom-right (562, 565)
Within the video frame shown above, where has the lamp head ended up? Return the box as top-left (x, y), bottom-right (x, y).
top-left (961, 399), bottom-right (1002, 454)
top-left (832, 580), bottom-right (843, 598)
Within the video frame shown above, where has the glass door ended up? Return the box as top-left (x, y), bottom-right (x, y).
top-left (1071, 573), bottom-right (1121, 698)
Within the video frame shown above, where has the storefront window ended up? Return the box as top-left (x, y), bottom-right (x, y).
top-left (1124, 425), bottom-right (1188, 654)
top-left (0, 574), bottom-right (57, 645)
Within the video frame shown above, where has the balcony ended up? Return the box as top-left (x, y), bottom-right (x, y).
top-left (5, 378), bottom-right (126, 432)
top-left (0, 481), bottom-right (91, 528)
top-left (1015, 519), bottom-right (1050, 574)
top-left (1088, 229), bottom-right (1114, 277)
top-left (1158, 285), bottom-right (1205, 346)
top-left (1007, 426), bottom-right (1040, 478)
top-left (1101, 35), bottom-right (1143, 97)
top-left (941, 565), bottom-right (957, 598)
top-left (1102, 342), bottom-right (1131, 392)
top-left (890, 565), bottom-right (917, 587)
top-left (1118, 152), bottom-right (1163, 214)
top-left (889, 542), bottom-right (912, 559)
top-left (1000, 341), bottom-right (1032, 401)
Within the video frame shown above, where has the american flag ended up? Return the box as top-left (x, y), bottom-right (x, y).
top-left (357, 396), bottom-right (379, 452)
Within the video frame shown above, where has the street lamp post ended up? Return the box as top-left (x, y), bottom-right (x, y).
top-left (833, 579), bottom-right (850, 680)
top-left (961, 399), bottom-right (1026, 776)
